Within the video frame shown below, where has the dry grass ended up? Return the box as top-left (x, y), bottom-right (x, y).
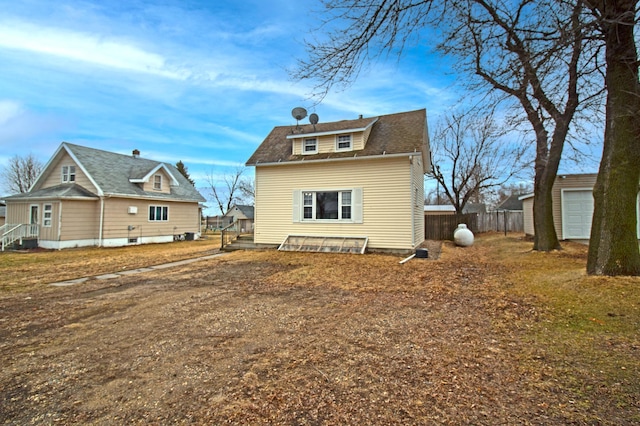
top-left (0, 235), bottom-right (221, 292)
top-left (1, 232), bottom-right (639, 424)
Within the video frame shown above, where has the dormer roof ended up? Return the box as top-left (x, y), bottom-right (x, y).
top-left (246, 109), bottom-right (429, 169)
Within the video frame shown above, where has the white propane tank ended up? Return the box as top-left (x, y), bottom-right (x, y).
top-left (453, 224), bottom-right (474, 247)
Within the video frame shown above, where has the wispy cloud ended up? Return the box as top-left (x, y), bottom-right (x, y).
top-left (0, 19), bottom-right (191, 80)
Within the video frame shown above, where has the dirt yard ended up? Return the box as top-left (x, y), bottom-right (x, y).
top-left (1, 235), bottom-right (638, 425)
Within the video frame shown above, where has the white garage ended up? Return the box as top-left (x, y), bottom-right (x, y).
top-left (561, 189), bottom-right (594, 239)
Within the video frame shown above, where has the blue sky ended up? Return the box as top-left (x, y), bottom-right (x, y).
top-left (0, 0), bottom-right (601, 212)
top-left (0, 0), bottom-right (456, 206)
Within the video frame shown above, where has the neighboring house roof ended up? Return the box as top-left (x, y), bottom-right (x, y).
top-left (5, 183), bottom-right (99, 200)
top-left (224, 204), bottom-right (254, 219)
top-left (7, 143), bottom-right (205, 202)
top-left (496, 194), bottom-right (524, 211)
top-left (246, 109), bottom-right (428, 165)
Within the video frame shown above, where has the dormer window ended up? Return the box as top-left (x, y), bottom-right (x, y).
top-left (153, 174), bottom-right (162, 190)
top-left (62, 166), bottom-right (76, 183)
top-left (336, 134), bottom-right (352, 151)
top-left (303, 138), bottom-right (317, 154)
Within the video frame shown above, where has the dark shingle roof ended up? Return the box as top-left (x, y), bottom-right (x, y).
top-left (4, 183), bottom-right (99, 201)
top-left (246, 109), bottom-right (427, 165)
top-left (496, 194), bottom-right (524, 211)
top-left (26, 143), bottom-right (205, 202)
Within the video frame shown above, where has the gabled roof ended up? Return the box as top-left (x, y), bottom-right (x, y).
top-left (226, 204), bottom-right (254, 219)
top-left (27, 143), bottom-right (205, 202)
top-left (246, 109), bottom-right (428, 166)
top-left (496, 194), bottom-right (524, 211)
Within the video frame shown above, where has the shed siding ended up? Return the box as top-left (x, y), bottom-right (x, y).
top-left (522, 197), bottom-right (534, 236)
top-left (39, 151), bottom-right (98, 193)
top-left (254, 156), bottom-right (417, 250)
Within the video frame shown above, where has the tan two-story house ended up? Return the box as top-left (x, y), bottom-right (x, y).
top-left (246, 109), bottom-right (431, 253)
top-left (3, 143), bottom-right (205, 249)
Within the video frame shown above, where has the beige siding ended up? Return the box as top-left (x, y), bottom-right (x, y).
top-left (141, 169), bottom-right (172, 194)
top-left (522, 197), bottom-right (534, 236)
top-left (292, 131), bottom-right (365, 155)
top-left (6, 202), bottom-right (30, 225)
top-left (102, 198), bottom-right (200, 239)
top-left (39, 151), bottom-right (98, 193)
top-left (254, 156), bottom-right (418, 250)
top-left (40, 202), bottom-right (61, 241)
top-left (59, 200), bottom-right (100, 241)
top-left (411, 155), bottom-right (425, 246)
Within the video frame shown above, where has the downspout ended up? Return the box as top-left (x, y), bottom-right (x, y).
top-left (99, 196), bottom-right (105, 247)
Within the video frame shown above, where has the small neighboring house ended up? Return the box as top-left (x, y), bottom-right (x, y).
top-left (222, 204), bottom-right (254, 233)
top-left (246, 109), bottom-right (430, 252)
top-left (496, 194), bottom-right (524, 212)
top-left (3, 143), bottom-right (206, 249)
top-left (520, 173), bottom-right (640, 242)
top-left (0, 201), bottom-right (6, 227)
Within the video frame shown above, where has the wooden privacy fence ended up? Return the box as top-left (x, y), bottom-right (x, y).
top-left (425, 211), bottom-right (524, 240)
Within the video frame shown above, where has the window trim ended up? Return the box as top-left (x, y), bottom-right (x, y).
top-left (62, 165), bottom-right (76, 183)
top-left (153, 174), bottom-right (162, 190)
top-left (302, 138), bottom-right (318, 155)
top-left (43, 204), bottom-right (52, 227)
top-left (301, 190), bottom-right (353, 222)
top-left (148, 205), bottom-right (169, 222)
top-left (336, 134), bottom-right (352, 151)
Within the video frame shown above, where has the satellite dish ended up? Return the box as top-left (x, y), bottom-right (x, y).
top-left (291, 107), bottom-right (307, 121)
top-left (309, 113), bottom-right (319, 125)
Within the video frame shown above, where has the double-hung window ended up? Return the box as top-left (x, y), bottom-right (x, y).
top-left (43, 204), bottom-right (52, 227)
top-left (62, 166), bottom-right (76, 183)
top-left (336, 134), bottom-right (352, 150)
top-left (302, 190), bottom-right (352, 220)
top-left (153, 174), bottom-right (162, 190)
top-left (149, 205), bottom-right (169, 221)
top-left (303, 138), bottom-right (317, 154)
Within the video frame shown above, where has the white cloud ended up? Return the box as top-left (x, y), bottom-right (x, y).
top-left (0, 99), bottom-right (23, 125)
top-left (0, 19), bottom-right (190, 80)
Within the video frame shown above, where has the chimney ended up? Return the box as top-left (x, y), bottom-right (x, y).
top-left (358, 114), bottom-right (363, 119)
top-left (132, 149), bottom-right (140, 158)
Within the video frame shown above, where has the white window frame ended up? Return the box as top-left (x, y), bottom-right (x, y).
top-left (336, 134), bottom-right (352, 151)
top-left (148, 205), bottom-right (169, 222)
top-left (301, 190), bottom-right (353, 221)
top-left (62, 165), bottom-right (76, 183)
top-left (153, 174), bottom-right (162, 190)
top-left (302, 138), bottom-right (318, 154)
top-left (43, 204), bottom-right (52, 227)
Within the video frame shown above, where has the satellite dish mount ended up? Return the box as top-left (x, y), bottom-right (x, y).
top-left (291, 107), bottom-right (307, 130)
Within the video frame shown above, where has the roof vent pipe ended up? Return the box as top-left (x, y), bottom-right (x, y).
top-left (132, 149), bottom-right (140, 158)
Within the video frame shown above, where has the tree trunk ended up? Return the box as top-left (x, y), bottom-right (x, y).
top-left (533, 161), bottom-right (562, 251)
top-left (587, 0), bottom-right (640, 276)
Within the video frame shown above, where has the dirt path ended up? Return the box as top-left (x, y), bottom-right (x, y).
top-left (0, 244), bottom-right (631, 424)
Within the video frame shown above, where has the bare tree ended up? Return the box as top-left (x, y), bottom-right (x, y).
top-left (585, 0), bottom-right (640, 276)
top-left (205, 166), bottom-right (246, 215)
top-left (1, 153), bottom-right (43, 194)
top-left (294, 0), bottom-right (602, 251)
top-left (238, 176), bottom-right (255, 205)
top-left (429, 109), bottom-right (528, 214)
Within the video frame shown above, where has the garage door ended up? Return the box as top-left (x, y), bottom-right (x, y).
top-left (562, 190), bottom-right (593, 239)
